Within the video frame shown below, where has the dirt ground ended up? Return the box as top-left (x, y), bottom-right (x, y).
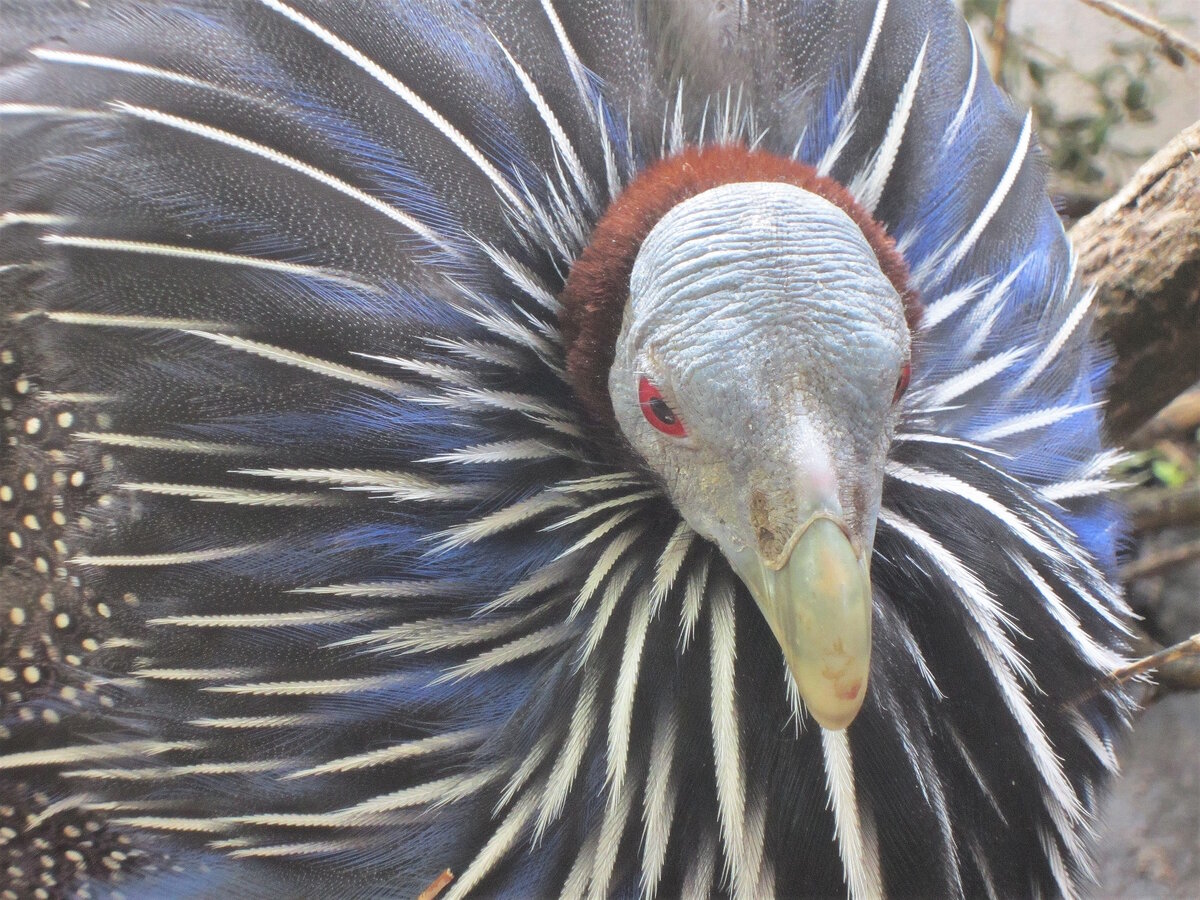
top-left (1097, 692), bottom-right (1200, 897)
top-left (1096, 529), bottom-right (1200, 898)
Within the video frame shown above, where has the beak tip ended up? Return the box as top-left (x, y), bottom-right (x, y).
top-left (804, 684), bottom-right (867, 731)
top-left (837, 680), bottom-right (863, 702)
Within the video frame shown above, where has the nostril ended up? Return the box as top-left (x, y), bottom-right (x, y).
top-left (750, 490), bottom-right (786, 558)
top-left (758, 526), bottom-right (784, 559)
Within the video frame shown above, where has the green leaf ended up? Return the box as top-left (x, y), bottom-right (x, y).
top-left (1150, 458), bottom-right (1190, 489)
top-left (1124, 80), bottom-right (1148, 112)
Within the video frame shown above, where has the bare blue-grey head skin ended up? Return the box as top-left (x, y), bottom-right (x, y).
top-left (609, 182), bottom-right (911, 729)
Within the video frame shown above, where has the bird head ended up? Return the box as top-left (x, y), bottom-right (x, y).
top-left (563, 148), bottom-right (917, 730)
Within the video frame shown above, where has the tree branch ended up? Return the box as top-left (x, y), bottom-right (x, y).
top-left (1075, 0), bottom-right (1200, 67)
top-left (1120, 537), bottom-right (1200, 580)
top-left (1127, 387), bottom-right (1200, 448)
top-left (1114, 633), bottom-right (1200, 699)
top-left (1070, 120), bottom-right (1200, 441)
top-left (990, 0), bottom-right (1012, 88)
top-left (1125, 482), bottom-right (1200, 532)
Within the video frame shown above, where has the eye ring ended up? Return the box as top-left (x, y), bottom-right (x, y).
top-left (893, 361), bottom-right (912, 404)
top-left (638, 376), bottom-right (687, 437)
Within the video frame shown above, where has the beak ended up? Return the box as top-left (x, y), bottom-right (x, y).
top-left (737, 516), bottom-right (872, 730)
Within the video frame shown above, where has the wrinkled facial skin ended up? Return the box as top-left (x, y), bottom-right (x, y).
top-left (609, 182), bottom-right (910, 729)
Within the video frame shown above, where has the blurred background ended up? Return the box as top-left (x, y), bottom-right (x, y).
top-left (962, 2), bottom-right (1199, 896)
top-left (964, 0), bottom-right (1199, 207)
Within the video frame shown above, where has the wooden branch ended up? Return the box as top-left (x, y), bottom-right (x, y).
top-left (990, 0), bottom-right (1012, 87)
top-left (1153, 648), bottom-right (1200, 696)
top-left (1067, 633), bottom-right (1200, 707)
top-left (1127, 388), bottom-right (1200, 448)
top-left (1070, 121), bottom-right (1200, 441)
top-left (1125, 482), bottom-right (1200, 532)
top-left (1120, 537), bottom-right (1200, 580)
top-left (1114, 633), bottom-right (1200, 698)
top-left (1075, 0), bottom-right (1200, 66)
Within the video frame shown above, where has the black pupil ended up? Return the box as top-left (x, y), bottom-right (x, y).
top-left (649, 397), bottom-right (676, 425)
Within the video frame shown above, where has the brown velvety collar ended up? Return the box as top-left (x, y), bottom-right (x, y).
top-left (559, 144), bottom-right (919, 429)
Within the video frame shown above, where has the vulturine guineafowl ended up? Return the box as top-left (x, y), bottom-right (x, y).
top-left (0, 1), bottom-right (1134, 896)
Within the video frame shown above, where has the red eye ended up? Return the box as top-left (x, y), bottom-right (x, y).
top-left (893, 361), bottom-right (912, 404)
top-left (638, 376), bottom-right (687, 437)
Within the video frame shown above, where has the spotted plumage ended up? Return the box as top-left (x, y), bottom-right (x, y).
top-left (1, 1), bottom-right (1133, 897)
